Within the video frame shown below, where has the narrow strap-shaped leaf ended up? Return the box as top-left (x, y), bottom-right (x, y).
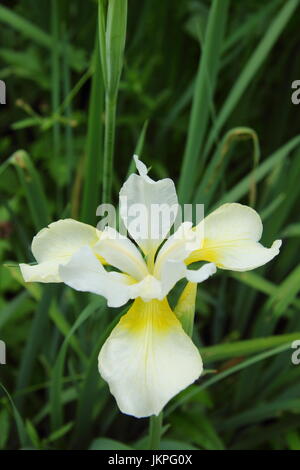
top-left (212, 135), bottom-right (300, 208)
top-left (203, 0), bottom-right (299, 159)
top-left (178, 0), bottom-right (230, 203)
top-left (0, 382), bottom-right (28, 448)
top-left (15, 285), bottom-right (56, 411)
top-left (166, 343), bottom-right (292, 415)
top-left (81, 37), bottom-right (104, 224)
top-left (50, 298), bottom-right (105, 431)
top-left (200, 332), bottom-right (300, 362)
top-left (10, 151), bottom-right (50, 231)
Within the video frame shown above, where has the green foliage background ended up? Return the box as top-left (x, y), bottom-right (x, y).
top-left (1, 0), bottom-right (300, 450)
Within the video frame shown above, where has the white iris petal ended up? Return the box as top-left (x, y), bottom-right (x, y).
top-left (189, 203), bottom-right (282, 271)
top-left (20, 219), bottom-right (100, 283)
top-left (59, 246), bottom-right (131, 308)
top-left (19, 156), bottom-right (282, 420)
top-left (119, 155), bottom-right (179, 256)
top-left (98, 298), bottom-right (203, 418)
top-left (94, 226), bottom-right (148, 281)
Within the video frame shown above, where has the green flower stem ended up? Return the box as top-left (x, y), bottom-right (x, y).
top-left (149, 412), bottom-right (163, 450)
top-left (102, 92), bottom-right (117, 203)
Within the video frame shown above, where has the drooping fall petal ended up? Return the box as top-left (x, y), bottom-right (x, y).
top-left (20, 219), bottom-right (101, 282)
top-left (98, 297), bottom-right (203, 418)
top-left (186, 203), bottom-right (281, 271)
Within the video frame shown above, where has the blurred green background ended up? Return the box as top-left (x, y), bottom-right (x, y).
top-left (1, 0), bottom-right (300, 450)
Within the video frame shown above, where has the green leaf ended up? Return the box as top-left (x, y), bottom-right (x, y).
top-left (15, 285), bottom-right (56, 411)
top-left (263, 264), bottom-right (300, 318)
top-left (50, 298), bottom-right (105, 431)
top-left (178, 0), bottom-right (230, 202)
top-left (213, 135), bottom-right (300, 207)
top-left (105, 0), bottom-right (128, 97)
top-left (71, 308), bottom-right (126, 448)
top-left (0, 4), bottom-right (86, 71)
top-left (0, 291), bottom-right (29, 329)
top-left (89, 438), bottom-right (132, 450)
top-left (10, 151), bottom-right (50, 231)
top-left (230, 271), bottom-right (300, 311)
top-left (200, 332), bottom-right (300, 362)
top-left (286, 430), bottom-right (300, 450)
top-left (46, 421), bottom-right (74, 443)
top-left (0, 382), bottom-right (28, 448)
top-left (170, 412), bottom-right (224, 450)
top-left (204, 0), bottom-right (299, 158)
top-left (194, 126), bottom-right (260, 207)
top-left (25, 419), bottom-right (40, 449)
top-left (81, 38), bottom-right (104, 225)
top-left (159, 439), bottom-right (197, 450)
top-left (0, 408), bottom-right (10, 449)
top-left (167, 343), bottom-right (293, 415)
top-left (281, 223), bottom-right (300, 238)
top-left (220, 399), bottom-right (300, 431)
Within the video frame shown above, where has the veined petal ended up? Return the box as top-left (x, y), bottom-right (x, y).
top-left (20, 219), bottom-right (101, 283)
top-left (59, 246), bottom-right (131, 307)
top-left (98, 297), bottom-right (203, 418)
top-left (119, 155), bottom-right (179, 255)
top-left (94, 226), bottom-right (148, 280)
top-left (186, 203), bottom-right (282, 271)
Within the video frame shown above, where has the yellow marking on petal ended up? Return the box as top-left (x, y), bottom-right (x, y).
top-left (185, 238), bottom-right (247, 267)
top-left (91, 231), bottom-right (108, 265)
top-left (185, 239), bottom-right (219, 265)
top-left (96, 254), bottom-right (108, 265)
top-left (123, 274), bottom-right (138, 285)
top-left (118, 297), bottom-right (180, 334)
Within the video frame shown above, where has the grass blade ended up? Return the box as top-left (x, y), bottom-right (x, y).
top-left (10, 151), bottom-right (50, 231)
top-left (15, 285), bottom-right (55, 410)
top-left (204, 0), bottom-right (299, 158)
top-left (212, 135), bottom-right (300, 208)
top-left (166, 343), bottom-right (292, 415)
top-left (81, 38), bottom-right (104, 224)
top-left (178, 0), bottom-right (230, 202)
top-left (100, 0), bottom-right (128, 203)
top-left (200, 332), bottom-right (300, 362)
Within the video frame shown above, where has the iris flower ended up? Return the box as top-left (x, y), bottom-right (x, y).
top-left (20, 156), bottom-right (281, 418)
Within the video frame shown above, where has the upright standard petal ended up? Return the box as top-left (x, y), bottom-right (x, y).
top-left (98, 297), bottom-right (203, 418)
top-left (59, 246), bottom-right (131, 307)
top-left (186, 203), bottom-right (282, 271)
top-left (20, 219), bottom-right (101, 283)
top-left (119, 156), bottom-right (179, 256)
